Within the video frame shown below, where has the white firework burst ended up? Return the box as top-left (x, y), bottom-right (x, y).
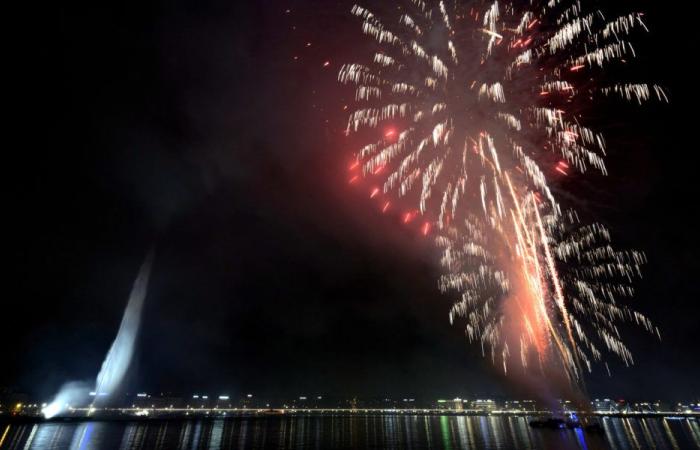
top-left (340, 0), bottom-right (664, 381)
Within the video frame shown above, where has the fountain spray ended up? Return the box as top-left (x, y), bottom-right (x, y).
top-left (42, 250), bottom-right (154, 418)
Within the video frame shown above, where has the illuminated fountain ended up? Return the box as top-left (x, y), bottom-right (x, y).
top-left (42, 251), bottom-right (154, 418)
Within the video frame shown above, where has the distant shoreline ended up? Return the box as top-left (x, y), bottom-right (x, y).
top-left (2, 411), bottom-right (698, 424)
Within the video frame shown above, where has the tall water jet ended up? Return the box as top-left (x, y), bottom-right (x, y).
top-left (93, 250), bottom-right (153, 398)
top-left (43, 250), bottom-right (154, 418)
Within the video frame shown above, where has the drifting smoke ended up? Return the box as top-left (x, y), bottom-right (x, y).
top-left (43, 251), bottom-right (154, 418)
top-left (340, 0), bottom-right (663, 384)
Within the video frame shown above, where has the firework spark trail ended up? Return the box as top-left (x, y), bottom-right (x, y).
top-left (339, 0), bottom-right (664, 383)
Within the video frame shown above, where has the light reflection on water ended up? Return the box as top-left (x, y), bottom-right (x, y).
top-left (0, 416), bottom-right (698, 450)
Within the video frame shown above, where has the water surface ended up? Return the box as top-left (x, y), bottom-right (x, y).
top-left (1, 415), bottom-right (698, 449)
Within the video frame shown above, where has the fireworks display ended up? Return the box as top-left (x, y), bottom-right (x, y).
top-left (339, 0), bottom-right (665, 383)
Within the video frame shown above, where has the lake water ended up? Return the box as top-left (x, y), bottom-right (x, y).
top-left (1, 415), bottom-right (698, 449)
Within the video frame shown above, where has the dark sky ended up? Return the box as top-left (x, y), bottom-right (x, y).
top-left (5, 0), bottom-right (698, 402)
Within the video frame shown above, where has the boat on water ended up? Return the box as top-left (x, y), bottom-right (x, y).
top-left (529, 412), bottom-right (602, 432)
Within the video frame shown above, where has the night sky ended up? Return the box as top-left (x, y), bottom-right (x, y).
top-left (5, 0), bottom-right (698, 402)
